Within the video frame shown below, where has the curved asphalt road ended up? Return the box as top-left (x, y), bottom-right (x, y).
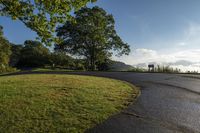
top-left (1, 71), bottom-right (200, 133)
top-left (71, 72), bottom-right (200, 133)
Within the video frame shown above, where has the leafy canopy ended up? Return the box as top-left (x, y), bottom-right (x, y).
top-left (0, 0), bottom-right (97, 45)
top-left (56, 6), bottom-right (130, 70)
top-left (0, 26), bottom-right (11, 70)
top-left (17, 40), bottom-right (51, 67)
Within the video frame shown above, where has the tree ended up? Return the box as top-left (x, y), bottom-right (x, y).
top-left (56, 6), bottom-right (130, 70)
top-left (10, 43), bottom-right (23, 67)
top-left (51, 51), bottom-right (74, 69)
top-left (96, 59), bottom-right (111, 71)
top-left (0, 25), bottom-right (11, 72)
top-left (17, 40), bottom-right (51, 67)
top-left (0, 0), bottom-right (97, 45)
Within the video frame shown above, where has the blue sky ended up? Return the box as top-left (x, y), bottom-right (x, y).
top-left (94, 0), bottom-right (200, 50)
top-left (1, 0), bottom-right (200, 71)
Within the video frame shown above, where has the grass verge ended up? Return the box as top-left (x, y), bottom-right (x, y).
top-left (31, 68), bottom-right (74, 72)
top-left (0, 74), bottom-right (139, 133)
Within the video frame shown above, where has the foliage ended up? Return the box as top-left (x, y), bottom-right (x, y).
top-left (128, 65), bottom-right (182, 73)
top-left (154, 65), bottom-right (181, 73)
top-left (186, 71), bottom-right (198, 74)
top-left (17, 40), bottom-right (51, 67)
top-left (0, 0), bottom-right (97, 45)
top-left (9, 44), bottom-right (23, 67)
top-left (129, 67), bottom-right (146, 72)
top-left (50, 51), bottom-right (74, 69)
top-left (0, 26), bottom-right (12, 72)
top-left (74, 59), bottom-right (86, 70)
top-left (108, 60), bottom-right (134, 71)
top-left (10, 42), bottom-right (85, 70)
top-left (0, 74), bottom-right (138, 132)
top-left (56, 6), bottom-right (130, 70)
top-left (96, 59), bottom-right (111, 71)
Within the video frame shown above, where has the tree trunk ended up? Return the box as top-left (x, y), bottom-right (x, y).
top-left (90, 57), bottom-right (95, 71)
top-left (90, 44), bottom-right (96, 71)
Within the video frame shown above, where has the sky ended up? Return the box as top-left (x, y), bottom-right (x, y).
top-left (1, 0), bottom-right (200, 72)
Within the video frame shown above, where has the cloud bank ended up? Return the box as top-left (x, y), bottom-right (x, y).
top-left (112, 22), bottom-right (200, 72)
top-left (113, 48), bottom-right (200, 72)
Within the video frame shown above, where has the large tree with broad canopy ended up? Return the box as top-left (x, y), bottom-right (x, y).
top-left (56, 6), bottom-right (130, 70)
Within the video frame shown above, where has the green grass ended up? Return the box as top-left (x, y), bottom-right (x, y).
top-left (31, 68), bottom-right (74, 72)
top-left (0, 74), bottom-right (139, 133)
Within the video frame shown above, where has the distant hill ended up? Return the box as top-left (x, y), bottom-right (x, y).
top-left (108, 61), bottom-right (134, 71)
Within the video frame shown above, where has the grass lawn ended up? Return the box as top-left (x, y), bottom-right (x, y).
top-left (31, 68), bottom-right (74, 72)
top-left (0, 74), bottom-right (139, 133)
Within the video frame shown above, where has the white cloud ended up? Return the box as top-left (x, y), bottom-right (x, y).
top-left (171, 65), bottom-right (200, 72)
top-left (173, 50), bottom-right (200, 62)
top-left (135, 49), bottom-right (157, 56)
top-left (112, 48), bottom-right (200, 72)
top-left (177, 42), bottom-right (187, 46)
top-left (112, 21), bottom-right (200, 72)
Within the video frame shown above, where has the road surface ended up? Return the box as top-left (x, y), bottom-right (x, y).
top-left (72, 72), bottom-right (200, 133)
top-left (1, 71), bottom-right (200, 133)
